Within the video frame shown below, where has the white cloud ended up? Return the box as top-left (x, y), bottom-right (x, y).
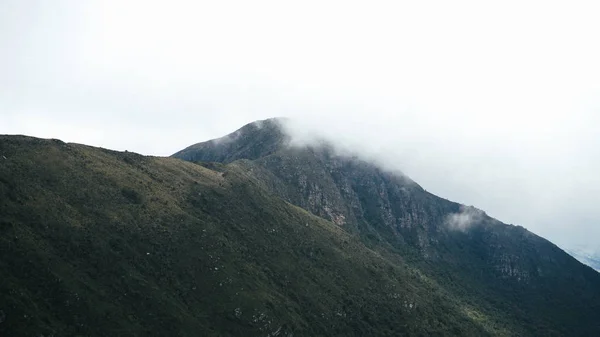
top-left (445, 206), bottom-right (485, 232)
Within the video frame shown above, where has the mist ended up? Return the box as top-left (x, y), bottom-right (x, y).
top-left (2, 0), bottom-right (600, 248)
top-left (444, 206), bottom-right (485, 232)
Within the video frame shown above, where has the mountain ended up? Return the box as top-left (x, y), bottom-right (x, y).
top-left (174, 118), bottom-right (600, 336)
top-left (1, 119), bottom-right (600, 336)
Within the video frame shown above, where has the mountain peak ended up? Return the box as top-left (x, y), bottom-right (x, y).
top-left (173, 118), bottom-right (289, 163)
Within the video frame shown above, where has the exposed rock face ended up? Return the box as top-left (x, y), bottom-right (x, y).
top-left (176, 121), bottom-right (456, 254)
top-left (174, 120), bottom-right (483, 260)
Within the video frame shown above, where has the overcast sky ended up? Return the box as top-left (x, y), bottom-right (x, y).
top-left (2, 0), bottom-right (600, 249)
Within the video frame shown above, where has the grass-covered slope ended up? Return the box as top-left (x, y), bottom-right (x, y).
top-left (1, 136), bottom-right (498, 336)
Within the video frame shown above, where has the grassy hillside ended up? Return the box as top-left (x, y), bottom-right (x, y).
top-left (1, 136), bottom-right (500, 336)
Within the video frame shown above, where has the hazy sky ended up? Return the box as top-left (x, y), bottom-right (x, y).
top-left (2, 0), bottom-right (600, 248)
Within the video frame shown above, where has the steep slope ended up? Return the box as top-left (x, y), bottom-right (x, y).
top-left (1, 135), bottom-right (501, 336)
top-left (173, 118), bottom-right (600, 336)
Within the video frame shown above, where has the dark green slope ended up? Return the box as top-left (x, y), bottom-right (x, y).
top-left (173, 118), bottom-right (600, 336)
top-left (1, 135), bottom-right (501, 336)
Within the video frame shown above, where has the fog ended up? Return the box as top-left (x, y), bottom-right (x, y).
top-left (2, 0), bottom-right (600, 248)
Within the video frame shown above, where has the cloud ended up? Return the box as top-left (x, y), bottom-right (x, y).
top-left (445, 206), bottom-right (485, 232)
